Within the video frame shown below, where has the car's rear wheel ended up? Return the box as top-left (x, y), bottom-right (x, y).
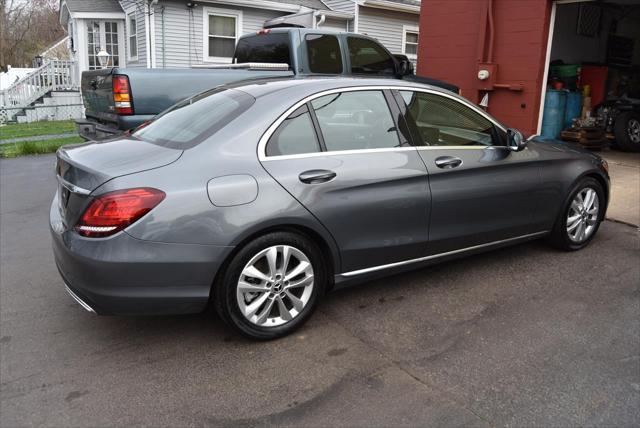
top-left (214, 232), bottom-right (326, 340)
top-left (614, 111), bottom-right (640, 152)
top-left (548, 177), bottom-right (605, 251)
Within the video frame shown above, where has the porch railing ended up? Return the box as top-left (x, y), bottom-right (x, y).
top-left (0, 60), bottom-right (79, 121)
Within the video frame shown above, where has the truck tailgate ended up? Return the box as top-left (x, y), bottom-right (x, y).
top-left (81, 69), bottom-right (117, 123)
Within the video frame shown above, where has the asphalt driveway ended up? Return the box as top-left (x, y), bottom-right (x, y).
top-left (1, 154), bottom-right (639, 427)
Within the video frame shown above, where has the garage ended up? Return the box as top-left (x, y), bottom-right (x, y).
top-left (541, 0), bottom-right (640, 151)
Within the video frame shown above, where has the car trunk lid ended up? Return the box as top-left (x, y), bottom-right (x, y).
top-left (55, 137), bottom-right (182, 228)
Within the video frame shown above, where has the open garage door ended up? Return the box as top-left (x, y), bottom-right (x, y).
top-left (540, 0), bottom-right (640, 152)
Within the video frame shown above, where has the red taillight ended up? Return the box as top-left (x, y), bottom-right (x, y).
top-left (112, 75), bottom-right (133, 115)
top-left (256, 28), bottom-right (271, 35)
top-left (76, 188), bottom-right (165, 237)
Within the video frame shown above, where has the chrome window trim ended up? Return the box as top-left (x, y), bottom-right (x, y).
top-left (262, 146), bottom-right (416, 162)
top-left (337, 231), bottom-right (549, 278)
top-left (257, 85), bottom-right (507, 162)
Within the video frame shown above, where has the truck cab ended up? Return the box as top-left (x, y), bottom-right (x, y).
top-left (78, 28), bottom-right (457, 140)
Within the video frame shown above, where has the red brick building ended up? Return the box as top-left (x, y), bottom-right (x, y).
top-left (416, 0), bottom-right (640, 136)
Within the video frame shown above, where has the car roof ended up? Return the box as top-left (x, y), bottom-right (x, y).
top-left (223, 76), bottom-right (454, 100)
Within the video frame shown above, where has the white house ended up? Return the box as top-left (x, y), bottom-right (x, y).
top-left (59, 0), bottom-right (420, 72)
top-left (0, 0), bottom-right (421, 124)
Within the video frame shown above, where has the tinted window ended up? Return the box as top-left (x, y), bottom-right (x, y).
top-left (234, 33), bottom-right (291, 66)
top-left (311, 91), bottom-right (400, 151)
top-left (306, 34), bottom-right (343, 74)
top-left (399, 91), bottom-right (496, 146)
top-left (347, 37), bottom-right (395, 75)
top-left (133, 88), bottom-right (254, 149)
top-left (266, 105), bottom-right (320, 156)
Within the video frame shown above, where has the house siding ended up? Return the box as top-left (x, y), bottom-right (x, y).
top-left (322, 0), bottom-right (355, 13)
top-left (151, 0), bottom-right (286, 68)
top-left (121, 2), bottom-right (147, 68)
top-left (320, 17), bottom-right (348, 32)
top-left (357, 6), bottom-right (419, 56)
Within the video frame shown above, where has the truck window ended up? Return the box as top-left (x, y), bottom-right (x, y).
top-left (347, 37), bottom-right (395, 75)
top-left (306, 34), bottom-right (343, 74)
top-left (133, 88), bottom-right (255, 149)
top-left (234, 33), bottom-right (291, 67)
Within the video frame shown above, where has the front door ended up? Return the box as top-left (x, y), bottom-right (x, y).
top-left (394, 89), bottom-right (541, 254)
top-left (260, 88), bottom-right (431, 273)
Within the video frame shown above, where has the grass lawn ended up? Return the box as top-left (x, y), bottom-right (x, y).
top-left (0, 120), bottom-right (76, 141)
top-left (0, 136), bottom-right (84, 158)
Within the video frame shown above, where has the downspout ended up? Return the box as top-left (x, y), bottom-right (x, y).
top-left (487, 0), bottom-right (494, 63)
top-left (144, 2), bottom-right (151, 68)
top-left (354, 3), bottom-right (359, 33)
top-left (161, 5), bottom-right (166, 68)
top-left (149, 0), bottom-right (158, 68)
top-left (316, 12), bottom-right (326, 28)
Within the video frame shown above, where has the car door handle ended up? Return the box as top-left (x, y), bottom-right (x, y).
top-left (435, 156), bottom-right (463, 169)
top-left (298, 169), bottom-right (337, 184)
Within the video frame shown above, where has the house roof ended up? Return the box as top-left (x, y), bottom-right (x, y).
top-left (62, 0), bottom-right (123, 13)
top-left (59, 0), bottom-right (125, 25)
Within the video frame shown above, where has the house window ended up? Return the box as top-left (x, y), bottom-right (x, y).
top-left (87, 21), bottom-right (120, 69)
top-left (403, 26), bottom-right (419, 58)
top-left (105, 22), bottom-right (120, 66)
top-left (128, 13), bottom-right (137, 60)
top-left (204, 7), bottom-right (242, 62)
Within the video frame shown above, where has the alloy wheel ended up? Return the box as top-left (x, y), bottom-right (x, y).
top-left (236, 245), bottom-right (314, 327)
top-left (566, 187), bottom-right (600, 243)
top-left (628, 118), bottom-right (640, 144)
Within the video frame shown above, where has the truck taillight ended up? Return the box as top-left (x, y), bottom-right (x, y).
top-left (113, 75), bottom-right (133, 115)
top-left (76, 188), bottom-right (165, 237)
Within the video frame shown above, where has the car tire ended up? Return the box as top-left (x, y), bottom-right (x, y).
top-left (548, 177), bottom-right (605, 251)
top-left (614, 111), bottom-right (640, 152)
top-left (213, 231), bottom-right (326, 340)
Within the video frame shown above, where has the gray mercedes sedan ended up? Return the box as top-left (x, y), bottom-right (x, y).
top-left (51, 77), bottom-right (610, 340)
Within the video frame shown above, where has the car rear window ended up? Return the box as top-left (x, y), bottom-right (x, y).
top-left (133, 88), bottom-right (255, 149)
top-left (234, 33), bottom-right (292, 66)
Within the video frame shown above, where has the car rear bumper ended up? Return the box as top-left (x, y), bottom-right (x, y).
top-left (50, 196), bottom-right (232, 315)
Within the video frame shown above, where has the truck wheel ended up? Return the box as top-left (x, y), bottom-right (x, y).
top-left (614, 111), bottom-right (640, 152)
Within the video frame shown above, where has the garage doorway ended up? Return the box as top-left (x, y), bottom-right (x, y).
top-left (539, 0), bottom-right (640, 152)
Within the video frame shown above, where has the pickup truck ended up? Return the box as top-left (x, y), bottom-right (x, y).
top-left (78, 27), bottom-right (458, 140)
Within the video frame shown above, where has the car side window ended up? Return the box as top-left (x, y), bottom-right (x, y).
top-left (266, 105), bottom-right (321, 156)
top-left (306, 34), bottom-right (343, 74)
top-left (311, 90), bottom-right (401, 151)
top-left (347, 37), bottom-right (395, 75)
top-left (399, 91), bottom-right (497, 146)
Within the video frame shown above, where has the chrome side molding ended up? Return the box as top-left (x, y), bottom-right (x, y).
top-left (338, 231), bottom-right (549, 278)
top-left (65, 284), bottom-right (96, 313)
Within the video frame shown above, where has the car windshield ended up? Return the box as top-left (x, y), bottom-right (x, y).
top-left (133, 88), bottom-right (255, 149)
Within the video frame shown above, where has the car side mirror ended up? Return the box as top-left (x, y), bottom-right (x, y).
top-left (393, 54), bottom-right (414, 76)
top-left (507, 128), bottom-right (526, 152)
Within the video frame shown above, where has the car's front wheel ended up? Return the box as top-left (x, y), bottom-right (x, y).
top-left (214, 231), bottom-right (326, 340)
top-left (548, 177), bottom-right (605, 251)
